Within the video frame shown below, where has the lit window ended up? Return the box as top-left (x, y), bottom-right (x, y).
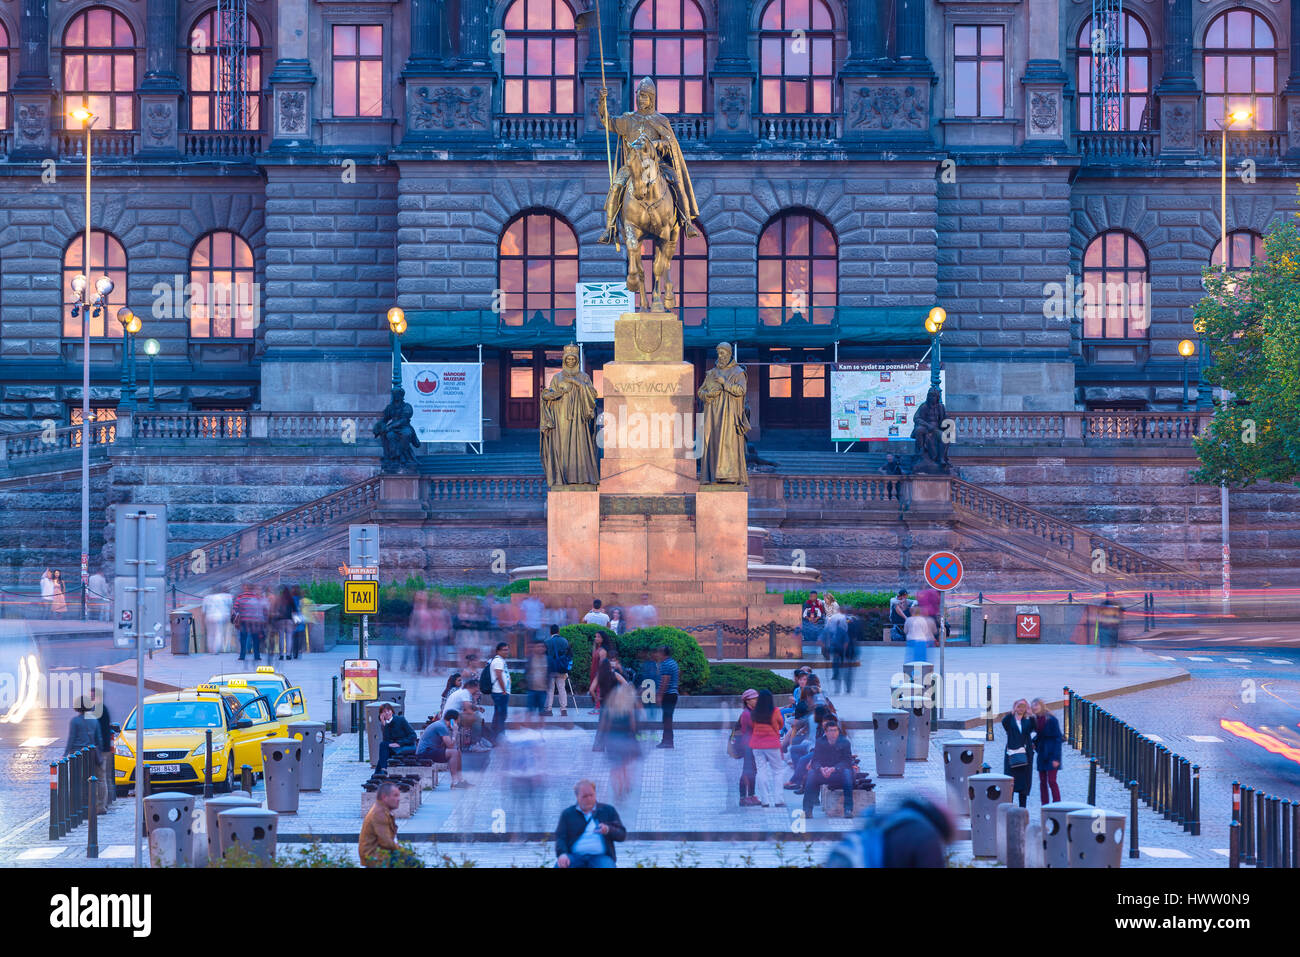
top-left (953, 25), bottom-right (1004, 118)
top-left (63, 230), bottom-right (128, 338)
top-left (498, 211), bottom-right (579, 327)
top-left (332, 25), bottom-right (383, 117)
top-left (0, 22), bottom-right (10, 129)
top-left (758, 0), bottom-right (835, 115)
top-left (1209, 230), bottom-right (1264, 271)
top-left (190, 231), bottom-right (257, 338)
top-left (63, 8), bottom-right (136, 130)
top-left (640, 226), bottom-right (708, 325)
top-left (1203, 9), bottom-right (1276, 130)
top-left (1075, 13), bottom-right (1151, 131)
top-left (70, 406), bottom-right (117, 447)
top-left (758, 211), bottom-right (837, 326)
top-left (1081, 231), bottom-right (1148, 339)
top-left (502, 0), bottom-right (577, 114)
top-left (630, 0), bottom-right (707, 114)
top-left (189, 10), bottom-right (263, 130)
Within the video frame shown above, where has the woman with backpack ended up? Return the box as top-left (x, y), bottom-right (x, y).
top-left (1001, 697), bottom-right (1035, 808)
top-left (732, 689), bottom-right (759, 806)
top-left (741, 689), bottom-right (785, 808)
top-left (1030, 697), bottom-right (1063, 804)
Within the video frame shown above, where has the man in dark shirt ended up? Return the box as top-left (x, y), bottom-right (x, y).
top-left (555, 779), bottom-right (626, 868)
top-left (375, 703), bottom-right (416, 774)
top-left (802, 718), bottom-right (856, 817)
top-left (654, 645), bottom-right (679, 749)
top-left (825, 795), bottom-right (954, 868)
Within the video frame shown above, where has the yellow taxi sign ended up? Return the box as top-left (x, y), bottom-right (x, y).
top-left (344, 580), bottom-right (378, 615)
top-left (255, 666), bottom-right (275, 674)
top-left (196, 684), bottom-right (221, 694)
top-left (225, 678), bottom-right (247, 688)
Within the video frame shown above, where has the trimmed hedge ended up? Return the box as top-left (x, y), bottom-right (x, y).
top-left (557, 623), bottom-right (619, 691)
top-left (783, 589), bottom-right (893, 608)
top-left (558, 624), bottom-right (711, 694)
top-left (699, 663), bottom-right (794, 696)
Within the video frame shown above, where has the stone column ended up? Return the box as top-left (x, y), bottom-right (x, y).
top-left (404, 0), bottom-right (444, 70)
top-left (11, 0), bottom-right (55, 157)
top-left (842, 0), bottom-right (882, 68)
top-left (459, 0), bottom-right (490, 66)
top-left (1156, 0), bottom-right (1199, 155)
top-left (401, 0), bottom-right (493, 144)
top-left (1285, 0), bottom-right (1300, 153)
top-left (1021, 0), bottom-right (1068, 148)
top-left (895, 0), bottom-right (929, 65)
top-left (711, 0), bottom-right (755, 143)
top-left (582, 0), bottom-right (625, 139)
top-left (267, 0), bottom-right (316, 149)
top-left (138, 0), bottom-right (182, 156)
top-left (843, 0), bottom-right (933, 145)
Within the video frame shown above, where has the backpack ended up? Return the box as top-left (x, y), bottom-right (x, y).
top-left (825, 807), bottom-right (927, 868)
top-left (546, 636), bottom-right (572, 674)
top-left (480, 661), bottom-right (496, 693)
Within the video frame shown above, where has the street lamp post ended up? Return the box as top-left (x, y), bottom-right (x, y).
top-left (1177, 339), bottom-right (1195, 411)
top-left (70, 106), bottom-right (96, 619)
top-left (925, 306), bottom-right (947, 392)
top-left (143, 339), bottom-right (160, 409)
top-left (1216, 107), bottom-right (1250, 616)
top-left (117, 309), bottom-right (141, 410)
top-left (387, 307), bottom-right (407, 390)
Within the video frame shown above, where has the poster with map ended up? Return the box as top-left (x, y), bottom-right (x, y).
top-left (830, 362), bottom-right (944, 442)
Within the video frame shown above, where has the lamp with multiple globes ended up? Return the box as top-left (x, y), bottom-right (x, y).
top-left (925, 306), bottom-right (947, 390)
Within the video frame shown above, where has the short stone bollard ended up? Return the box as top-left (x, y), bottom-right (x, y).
top-left (900, 695), bottom-right (932, 761)
top-left (1005, 806), bottom-right (1030, 868)
top-left (1024, 821), bottom-right (1046, 868)
top-left (388, 759), bottom-right (436, 790)
top-left (819, 786), bottom-right (875, 818)
top-left (217, 806), bottom-right (279, 864)
top-left (260, 738), bottom-right (302, 814)
top-left (997, 802), bottom-right (1015, 864)
top-left (148, 827), bottom-right (177, 868)
top-left (1042, 801), bottom-right (1093, 868)
top-left (142, 792), bottom-right (196, 867)
top-left (287, 721), bottom-right (327, 791)
top-left (1067, 808), bottom-right (1125, 868)
top-left (364, 701), bottom-right (398, 769)
top-left (204, 795), bottom-right (261, 861)
top-left (968, 772), bottom-right (1013, 858)
top-left (872, 709), bottom-right (909, 777)
top-left (942, 740), bottom-right (984, 816)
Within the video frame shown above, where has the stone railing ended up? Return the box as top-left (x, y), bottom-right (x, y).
top-left (427, 476), bottom-right (547, 503)
top-left (672, 115), bottom-right (712, 144)
top-left (495, 115), bottom-right (580, 143)
top-left (950, 477), bottom-right (1077, 551)
top-left (57, 129), bottom-right (136, 159)
top-left (132, 411), bottom-right (249, 440)
top-left (1076, 131), bottom-right (1157, 162)
top-left (952, 411), bottom-right (1210, 445)
top-left (1201, 130), bottom-right (1285, 162)
top-left (182, 130), bottom-right (266, 159)
top-left (759, 114), bottom-right (841, 143)
top-left (1081, 411), bottom-right (1206, 442)
top-left (782, 476), bottom-right (903, 505)
top-left (953, 413), bottom-right (1067, 444)
top-left (0, 424), bottom-right (115, 465)
top-left (265, 413), bottom-right (381, 441)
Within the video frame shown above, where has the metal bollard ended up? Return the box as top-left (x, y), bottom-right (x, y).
top-left (1191, 765), bottom-right (1200, 837)
top-left (86, 773), bottom-right (98, 859)
top-left (1129, 780), bottom-right (1140, 859)
top-left (1063, 688), bottom-right (1071, 743)
top-left (1292, 802), bottom-right (1300, 870)
top-left (1087, 758), bottom-right (1097, 805)
top-left (1257, 791), bottom-right (1267, 868)
top-left (1242, 785), bottom-right (1255, 864)
top-left (48, 763), bottom-right (59, 839)
top-left (331, 674), bottom-right (339, 736)
top-left (1282, 800), bottom-right (1292, 869)
top-left (1159, 748), bottom-right (1172, 820)
top-left (56, 759), bottom-right (68, 837)
top-left (985, 684), bottom-right (993, 742)
top-left (203, 729), bottom-right (214, 799)
top-left (141, 763), bottom-right (151, 799)
top-left (241, 764), bottom-right (254, 796)
top-left (1172, 758), bottom-right (1184, 827)
top-left (1229, 821), bottom-right (1240, 869)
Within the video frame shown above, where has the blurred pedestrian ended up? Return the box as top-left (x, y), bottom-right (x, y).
top-left (488, 641), bottom-right (512, 740)
top-left (202, 588), bottom-right (232, 654)
top-left (588, 633), bottom-right (610, 715)
top-left (626, 592), bottom-right (659, 630)
top-left (888, 589), bottom-right (911, 642)
top-left (50, 570), bottom-right (67, 618)
top-left (734, 688), bottom-right (759, 806)
top-left (841, 620), bottom-right (859, 695)
top-left (289, 585), bottom-right (306, 658)
top-left (408, 591), bottom-right (435, 674)
top-left (525, 638), bottom-right (549, 716)
top-left (87, 569), bottom-right (110, 622)
top-left (520, 591), bottom-right (546, 644)
top-left (555, 780), bottom-right (626, 868)
top-left (39, 569), bottom-right (55, 618)
top-left (232, 581), bottom-right (266, 662)
top-left (1002, 698), bottom-right (1035, 808)
top-left (654, 645), bottom-right (679, 749)
top-left (607, 607), bottom-right (625, 634)
top-left (1030, 697), bottom-right (1063, 804)
top-left (543, 624), bottom-right (571, 717)
top-left (826, 795), bottom-right (954, 868)
top-left (273, 585), bottom-right (294, 660)
top-left (743, 689), bottom-right (785, 808)
top-left (430, 594), bottom-right (451, 669)
top-left (506, 709), bottom-right (545, 827)
top-left (1096, 591), bottom-right (1121, 675)
top-left (601, 682), bottom-right (641, 800)
top-left (826, 605), bottom-right (849, 694)
top-left (63, 697), bottom-right (100, 754)
top-left (591, 655), bottom-right (620, 752)
top-left (904, 603), bottom-right (935, 665)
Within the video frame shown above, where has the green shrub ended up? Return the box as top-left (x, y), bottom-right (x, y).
top-left (378, 595), bottom-right (413, 625)
top-left (782, 588), bottom-right (892, 607)
top-left (499, 579), bottom-right (537, 595)
top-left (616, 626), bottom-right (709, 694)
top-left (699, 663), bottom-right (794, 696)
top-left (304, 581), bottom-right (344, 606)
top-left (558, 623), bottom-right (618, 691)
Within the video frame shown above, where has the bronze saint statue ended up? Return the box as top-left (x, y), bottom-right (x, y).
top-left (697, 342), bottom-right (750, 485)
top-left (540, 344), bottom-right (600, 487)
top-left (596, 77), bottom-right (701, 313)
top-left (374, 386), bottom-right (420, 473)
top-left (910, 386), bottom-right (951, 473)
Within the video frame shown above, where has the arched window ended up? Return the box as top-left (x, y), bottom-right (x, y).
top-left (189, 10), bottom-right (264, 130)
top-left (1210, 229), bottom-right (1264, 271)
top-left (1081, 231), bottom-right (1148, 339)
top-left (1075, 13), bottom-right (1151, 130)
top-left (630, 0), bottom-right (706, 114)
top-left (63, 230), bottom-right (128, 338)
top-left (759, 0), bottom-right (835, 114)
top-left (502, 0), bottom-right (577, 114)
top-left (498, 211), bottom-right (579, 327)
top-left (0, 21), bottom-right (10, 130)
top-left (640, 225), bottom-right (707, 325)
top-left (757, 210), bottom-right (837, 326)
top-left (1204, 9), bottom-right (1276, 130)
top-left (190, 231), bottom-right (257, 338)
top-left (63, 8), bottom-right (136, 130)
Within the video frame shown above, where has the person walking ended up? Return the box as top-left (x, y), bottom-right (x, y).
top-left (39, 569), bottom-right (55, 619)
top-left (202, 588), bottom-right (232, 654)
top-left (488, 641), bottom-right (511, 740)
top-left (591, 655), bottom-right (624, 752)
top-left (826, 605), bottom-right (849, 694)
top-left (903, 603), bottom-right (935, 665)
top-left (520, 591), bottom-right (546, 644)
top-left (289, 584), bottom-right (306, 658)
top-left (734, 688), bottom-right (759, 806)
top-left (1030, 697), bottom-right (1063, 804)
top-left (1096, 591), bottom-right (1122, 675)
top-left (742, 689), bottom-right (785, 808)
top-left (654, 645), bottom-right (679, 749)
top-left (626, 593), bottom-right (659, 630)
top-left (273, 585), bottom-right (294, 660)
top-left (407, 591), bottom-right (435, 674)
top-left (602, 682), bottom-right (641, 800)
top-left (555, 780), bottom-right (627, 868)
top-left (543, 624), bottom-right (571, 717)
top-left (50, 570), bottom-right (67, 618)
top-left (525, 638), bottom-right (549, 717)
top-left (888, 589), bottom-right (911, 642)
top-left (587, 633), bottom-right (609, 715)
top-left (63, 697), bottom-right (101, 755)
top-left (1002, 698), bottom-right (1035, 808)
top-left (231, 582), bottom-right (265, 662)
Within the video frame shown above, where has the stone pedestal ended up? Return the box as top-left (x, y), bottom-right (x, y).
top-left (546, 487), bottom-right (598, 581)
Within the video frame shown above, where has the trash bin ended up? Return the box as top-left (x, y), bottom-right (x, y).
top-left (1066, 808), bottom-right (1125, 868)
top-left (217, 806), bottom-right (278, 863)
top-left (287, 720), bottom-right (326, 791)
top-left (889, 681), bottom-right (923, 709)
top-left (259, 738), bottom-right (302, 814)
top-left (364, 701), bottom-right (397, 768)
top-left (143, 791), bottom-right (196, 866)
top-left (968, 772), bottom-right (1013, 858)
top-left (1041, 801), bottom-right (1092, 868)
top-left (942, 739), bottom-right (984, 815)
top-left (872, 709), bottom-right (908, 777)
top-left (169, 612), bottom-right (193, 655)
top-left (903, 661), bottom-right (934, 697)
top-left (378, 686), bottom-right (406, 715)
top-left (204, 794), bottom-right (261, 861)
top-left (1005, 806), bottom-right (1030, 867)
top-left (899, 695), bottom-right (932, 760)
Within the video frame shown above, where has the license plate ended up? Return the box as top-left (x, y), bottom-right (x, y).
top-left (152, 764), bottom-right (182, 774)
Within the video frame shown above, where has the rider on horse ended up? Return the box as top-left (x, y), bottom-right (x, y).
top-left (597, 77), bottom-right (701, 245)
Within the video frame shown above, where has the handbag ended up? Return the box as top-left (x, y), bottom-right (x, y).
top-left (1007, 746), bottom-right (1029, 769)
top-left (727, 719), bottom-right (746, 759)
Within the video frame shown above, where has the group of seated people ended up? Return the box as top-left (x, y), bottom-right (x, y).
top-left (780, 667), bottom-right (865, 817)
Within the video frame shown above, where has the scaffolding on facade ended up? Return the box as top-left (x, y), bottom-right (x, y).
top-left (1090, 0), bottom-right (1125, 131)
top-left (215, 0), bottom-right (251, 131)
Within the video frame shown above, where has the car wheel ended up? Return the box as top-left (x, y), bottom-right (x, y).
top-left (115, 784), bottom-right (129, 798)
top-left (217, 753), bottom-right (234, 793)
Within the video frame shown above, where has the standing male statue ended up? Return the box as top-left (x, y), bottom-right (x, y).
top-left (909, 387), bottom-right (951, 473)
top-left (596, 77), bottom-right (701, 312)
top-left (540, 344), bottom-right (600, 487)
top-left (374, 386), bottom-right (420, 473)
top-left (697, 342), bottom-right (750, 485)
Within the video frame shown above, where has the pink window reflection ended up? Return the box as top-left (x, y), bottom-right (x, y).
top-left (1202, 9), bottom-right (1274, 130)
top-left (188, 12), bottom-right (264, 131)
top-left (631, 0), bottom-right (707, 115)
top-left (953, 25), bottom-right (1003, 118)
top-left (1082, 231), bottom-right (1147, 339)
top-left (758, 211), bottom-right (838, 325)
top-left (63, 230), bottom-right (128, 338)
top-left (332, 24), bottom-right (383, 117)
top-left (190, 231), bottom-right (256, 339)
top-left (498, 211), bottom-right (579, 327)
top-left (63, 9), bottom-right (136, 130)
top-left (501, 0), bottom-right (578, 115)
top-left (759, 0), bottom-right (836, 113)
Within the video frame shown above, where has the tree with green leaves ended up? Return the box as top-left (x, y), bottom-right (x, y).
top-left (1191, 202), bottom-right (1300, 487)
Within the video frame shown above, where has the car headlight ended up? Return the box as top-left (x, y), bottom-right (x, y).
top-left (114, 741), bottom-right (133, 757)
top-left (191, 739), bottom-right (226, 757)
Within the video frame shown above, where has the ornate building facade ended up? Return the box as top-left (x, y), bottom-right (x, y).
top-left (0, 0), bottom-right (1297, 440)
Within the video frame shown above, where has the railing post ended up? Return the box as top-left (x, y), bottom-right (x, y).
top-left (1087, 758), bottom-right (1097, 805)
top-left (1242, 785), bottom-right (1255, 864)
top-left (767, 621), bottom-right (776, 658)
top-left (56, 759), bottom-right (68, 837)
top-left (985, 684), bottom-right (994, 742)
top-left (1129, 780), bottom-right (1139, 859)
top-left (49, 763), bottom-right (60, 840)
top-left (203, 729), bottom-right (214, 799)
top-left (715, 623), bottom-right (724, 660)
top-left (86, 771), bottom-right (98, 859)
top-left (1281, 799), bottom-right (1291, 869)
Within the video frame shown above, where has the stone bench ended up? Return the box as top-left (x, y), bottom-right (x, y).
top-left (820, 786), bottom-right (876, 819)
top-left (361, 781), bottom-right (418, 818)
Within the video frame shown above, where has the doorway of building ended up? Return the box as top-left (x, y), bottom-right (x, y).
top-left (758, 347), bottom-right (829, 428)
top-left (503, 348), bottom-right (563, 429)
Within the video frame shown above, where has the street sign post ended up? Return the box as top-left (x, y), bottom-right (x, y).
top-left (923, 551), bottom-right (964, 721)
top-left (349, 525), bottom-right (380, 569)
top-left (342, 658), bottom-right (379, 762)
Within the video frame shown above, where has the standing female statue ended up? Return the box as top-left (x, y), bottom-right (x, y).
top-left (540, 344), bottom-right (599, 487)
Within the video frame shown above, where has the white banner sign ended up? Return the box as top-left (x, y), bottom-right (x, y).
top-left (576, 282), bottom-right (633, 342)
top-left (401, 362), bottom-right (483, 443)
top-left (830, 362), bottom-right (944, 442)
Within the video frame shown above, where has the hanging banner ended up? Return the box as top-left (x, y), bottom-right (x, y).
top-left (830, 362), bottom-right (944, 442)
top-left (576, 282), bottom-right (634, 342)
top-left (401, 362), bottom-right (483, 443)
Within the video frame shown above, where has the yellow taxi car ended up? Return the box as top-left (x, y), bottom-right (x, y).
top-left (206, 666), bottom-right (300, 709)
top-left (211, 678), bottom-right (307, 736)
top-left (111, 683), bottom-right (304, 794)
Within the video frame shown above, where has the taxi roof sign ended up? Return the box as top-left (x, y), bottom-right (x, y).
top-left (196, 684), bottom-right (221, 693)
top-left (224, 678), bottom-right (247, 687)
top-left (255, 666), bottom-right (276, 674)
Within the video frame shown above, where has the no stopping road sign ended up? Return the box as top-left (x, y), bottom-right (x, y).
top-left (924, 551), bottom-right (964, 591)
